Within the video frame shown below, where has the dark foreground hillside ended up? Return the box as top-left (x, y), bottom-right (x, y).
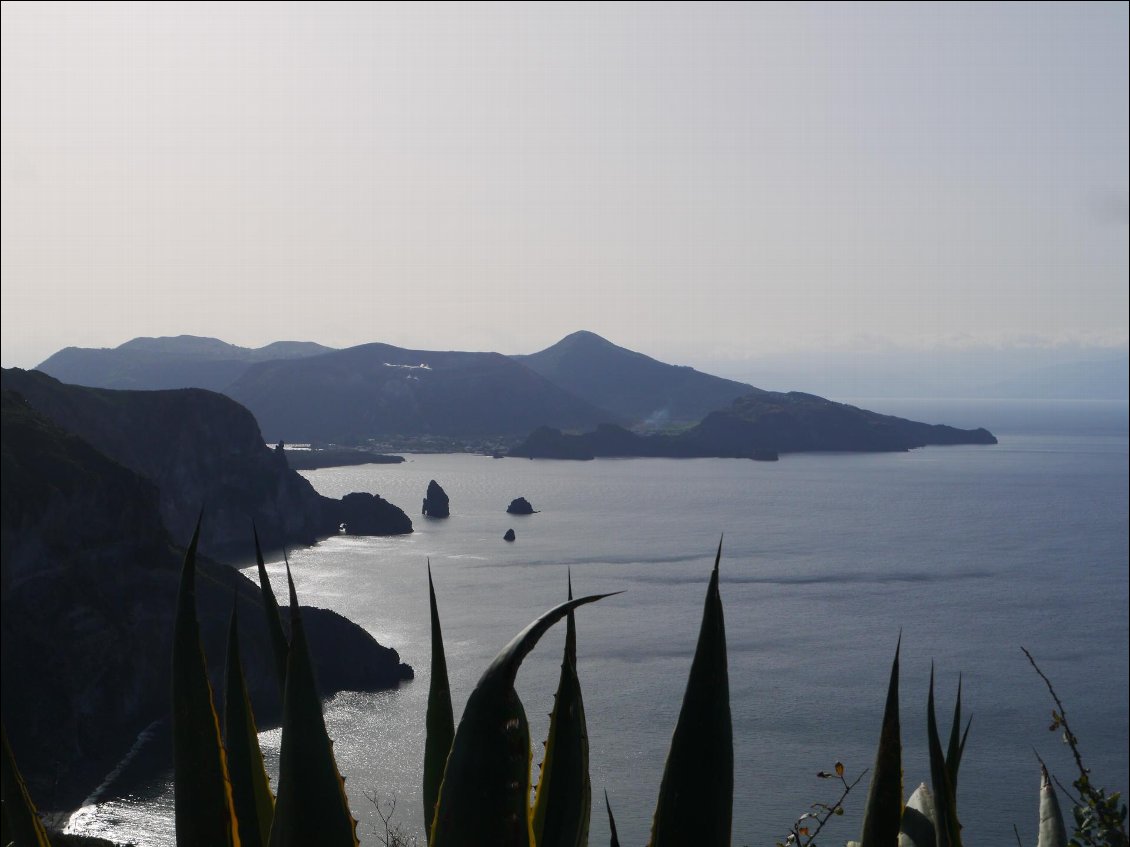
top-left (0, 392), bottom-right (413, 810)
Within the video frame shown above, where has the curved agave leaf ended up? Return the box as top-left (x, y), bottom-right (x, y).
top-left (269, 561), bottom-right (359, 847)
top-left (172, 518), bottom-right (239, 846)
top-left (859, 636), bottom-right (903, 847)
top-left (424, 563), bottom-right (455, 843)
top-left (532, 571), bottom-right (591, 847)
top-left (430, 592), bottom-right (612, 847)
top-left (253, 525), bottom-right (290, 698)
top-left (224, 598), bottom-right (275, 847)
top-left (605, 790), bottom-right (621, 847)
top-left (1, 721), bottom-right (52, 847)
top-left (649, 540), bottom-right (732, 847)
top-left (898, 783), bottom-right (936, 847)
top-left (927, 668), bottom-right (962, 847)
top-left (1037, 763), bottom-right (1068, 847)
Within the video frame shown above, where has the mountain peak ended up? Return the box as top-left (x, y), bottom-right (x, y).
top-left (516, 333), bottom-right (756, 426)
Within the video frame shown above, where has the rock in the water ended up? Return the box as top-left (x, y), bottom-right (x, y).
top-left (337, 492), bottom-right (414, 535)
top-left (422, 479), bottom-right (450, 517)
top-left (503, 528), bottom-right (516, 541)
top-left (506, 496), bottom-right (536, 515)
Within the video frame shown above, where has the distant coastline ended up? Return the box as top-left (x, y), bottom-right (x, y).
top-left (280, 446), bottom-right (405, 470)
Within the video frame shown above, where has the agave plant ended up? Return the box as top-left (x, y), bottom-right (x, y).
top-left (1, 720), bottom-right (52, 847)
top-left (171, 525), bottom-right (359, 847)
top-left (842, 649), bottom-right (969, 847)
top-left (171, 518), bottom-right (239, 846)
top-left (223, 597), bottom-right (275, 847)
top-left (423, 562), bottom-right (455, 844)
top-left (267, 560), bottom-right (359, 846)
top-left (1037, 762), bottom-right (1069, 847)
top-left (428, 590), bottom-right (610, 846)
top-left (531, 570), bottom-right (592, 847)
top-left (649, 539), bottom-right (732, 847)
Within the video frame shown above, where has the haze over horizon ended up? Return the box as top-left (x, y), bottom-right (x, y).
top-left (2, 2), bottom-right (1127, 373)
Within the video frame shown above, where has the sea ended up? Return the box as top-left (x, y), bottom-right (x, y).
top-left (65, 399), bottom-right (1129, 846)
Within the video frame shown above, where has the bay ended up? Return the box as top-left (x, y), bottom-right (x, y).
top-left (67, 400), bottom-right (1129, 845)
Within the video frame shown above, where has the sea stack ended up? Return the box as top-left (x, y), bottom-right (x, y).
top-left (503, 528), bottom-right (516, 542)
top-left (422, 480), bottom-right (450, 518)
top-left (506, 497), bottom-right (536, 515)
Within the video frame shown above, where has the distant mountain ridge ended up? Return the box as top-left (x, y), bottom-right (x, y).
top-left (38, 334), bottom-right (335, 391)
top-left (36, 330), bottom-right (762, 441)
top-left (34, 331), bottom-right (1009, 446)
top-left (224, 341), bottom-right (619, 442)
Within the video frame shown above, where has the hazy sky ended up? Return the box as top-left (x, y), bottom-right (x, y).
top-left (2, 1), bottom-right (1127, 368)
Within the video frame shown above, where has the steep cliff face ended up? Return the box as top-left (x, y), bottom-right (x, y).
top-left (0, 392), bottom-right (412, 810)
top-left (0, 369), bottom-right (411, 560)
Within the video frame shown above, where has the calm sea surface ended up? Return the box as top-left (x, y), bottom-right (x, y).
top-left (67, 400), bottom-right (1129, 845)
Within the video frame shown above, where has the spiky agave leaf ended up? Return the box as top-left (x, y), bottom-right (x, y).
top-left (927, 668), bottom-right (962, 847)
top-left (531, 570), bottom-right (591, 847)
top-left (224, 597), bottom-right (275, 847)
top-left (254, 525), bottom-right (289, 698)
top-left (605, 790), bottom-right (621, 847)
top-left (430, 592), bottom-right (613, 847)
top-left (1037, 762), bottom-right (1068, 847)
top-left (898, 783), bottom-right (936, 847)
top-left (172, 517), bottom-right (239, 846)
top-left (649, 540), bottom-right (732, 847)
top-left (944, 675), bottom-right (972, 805)
top-left (1, 721), bottom-right (52, 847)
top-left (859, 636), bottom-right (903, 847)
top-left (269, 562), bottom-right (359, 847)
top-left (424, 562), bottom-right (455, 843)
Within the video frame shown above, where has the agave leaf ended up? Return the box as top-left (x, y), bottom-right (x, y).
top-left (269, 561), bottom-right (359, 847)
top-left (254, 525), bottom-right (290, 698)
top-left (859, 636), bottom-right (903, 847)
top-left (224, 597), bottom-right (275, 847)
top-left (532, 570), bottom-right (591, 847)
top-left (927, 668), bottom-right (962, 847)
top-left (605, 790), bottom-right (621, 847)
top-left (944, 675), bottom-right (972, 803)
top-left (649, 540), bottom-right (732, 847)
top-left (1, 721), bottom-right (52, 847)
top-left (898, 783), bottom-right (936, 847)
top-left (172, 518), bottom-right (239, 846)
top-left (424, 562), bottom-right (455, 844)
top-left (1037, 762), bottom-right (1068, 847)
top-left (430, 592), bottom-right (613, 847)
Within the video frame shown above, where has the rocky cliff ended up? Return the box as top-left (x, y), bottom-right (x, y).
top-left (0, 369), bottom-right (412, 560)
